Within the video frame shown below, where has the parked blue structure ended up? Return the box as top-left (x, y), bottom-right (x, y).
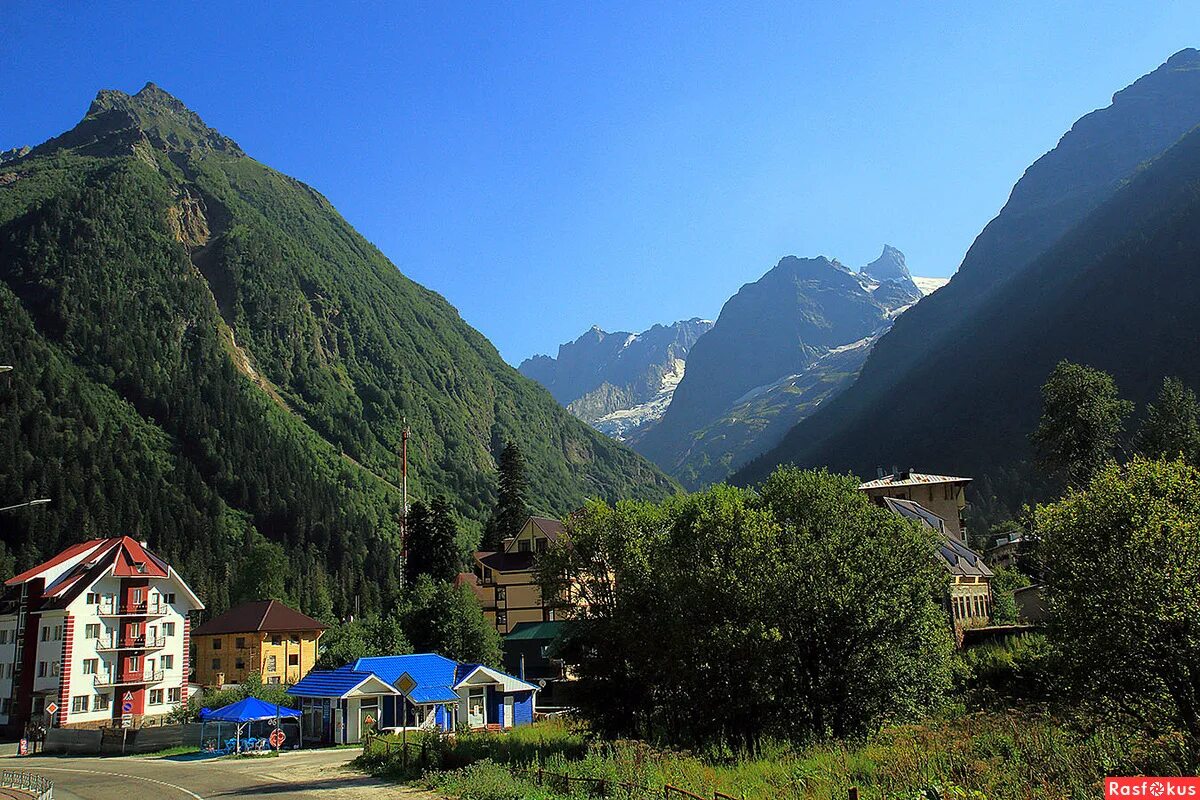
top-left (287, 653), bottom-right (537, 744)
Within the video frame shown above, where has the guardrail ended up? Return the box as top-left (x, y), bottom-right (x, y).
top-left (0, 769), bottom-right (53, 800)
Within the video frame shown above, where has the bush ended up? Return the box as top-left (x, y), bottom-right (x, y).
top-left (955, 634), bottom-right (1055, 708)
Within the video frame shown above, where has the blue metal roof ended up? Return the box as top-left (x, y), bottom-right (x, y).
top-left (409, 685), bottom-right (461, 703)
top-left (287, 667), bottom-right (380, 698)
top-left (354, 653), bottom-right (458, 689)
top-left (290, 654), bottom-right (538, 702)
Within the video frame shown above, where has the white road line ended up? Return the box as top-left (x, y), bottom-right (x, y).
top-left (23, 767), bottom-right (204, 799)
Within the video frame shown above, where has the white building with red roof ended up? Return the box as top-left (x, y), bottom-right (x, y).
top-left (0, 536), bottom-right (202, 731)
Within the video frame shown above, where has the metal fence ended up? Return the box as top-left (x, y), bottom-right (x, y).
top-left (0, 769), bottom-right (53, 800)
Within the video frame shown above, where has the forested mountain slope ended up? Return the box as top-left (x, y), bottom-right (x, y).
top-left (738, 82), bottom-right (1200, 517)
top-left (737, 49), bottom-right (1200, 504)
top-left (0, 84), bottom-right (675, 616)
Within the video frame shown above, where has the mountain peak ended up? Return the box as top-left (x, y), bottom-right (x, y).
top-left (35, 82), bottom-right (243, 160)
top-left (861, 245), bottom-right (911, 283)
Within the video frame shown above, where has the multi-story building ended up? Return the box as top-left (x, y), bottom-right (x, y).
top-left (461, 516), bottom-right (565, 635)
top-left (192, 599), bottom-right (326, 687)
top-left (0, 537), bottom-right (203, 731)
top-left (878, 496), bottom-right (994, 629)
top-left (859, 469), bottom-right (972, 542)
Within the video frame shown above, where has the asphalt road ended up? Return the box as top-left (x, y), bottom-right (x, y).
top-left (6, 747), bottom-right (439, 800)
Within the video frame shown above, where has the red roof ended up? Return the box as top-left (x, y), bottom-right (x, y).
top-left (6, 538), bottom-right (108, 586)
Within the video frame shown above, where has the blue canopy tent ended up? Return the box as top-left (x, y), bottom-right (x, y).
top-left (200, 697), bottom-right (302, 754)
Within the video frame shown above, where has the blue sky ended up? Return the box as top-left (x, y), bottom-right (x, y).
top-left (3, 3), bottom-right (1198, 364)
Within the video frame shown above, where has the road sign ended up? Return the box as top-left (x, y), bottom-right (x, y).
top-left (121, 713), bottom-right (132, 728)
top-left (44, 702), bottom-right (58, 716)
top-left (395, 672), bottom-right (417, 697)
top-left (268, 728), bottom-right (285, 749)
top-left (18, 739), bottom-right (27, 756)
top-left (122, 700), bottom-right (133, 713)
top-left (123, 691), bottom-right (134, 702)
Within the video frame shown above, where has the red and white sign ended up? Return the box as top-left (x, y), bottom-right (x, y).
top-left (44, 702), bottom-right (58, 716)
top-left (18, 739), bottom-right (27, 756)
top-left (1107, 778), bottom-right (1200, 798)
top-left (269, 728), bottom-right (286, 749)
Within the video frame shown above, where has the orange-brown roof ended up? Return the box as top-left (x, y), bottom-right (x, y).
top-left (193, 599), bottom-right (327, 636)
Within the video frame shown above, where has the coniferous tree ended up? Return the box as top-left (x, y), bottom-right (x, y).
top-left (1136, 376), bottom-right (1200, 465)
top-left (404, 498), bottom-right (463, 584)
top-left (483, 441), bottom-right (529, 551)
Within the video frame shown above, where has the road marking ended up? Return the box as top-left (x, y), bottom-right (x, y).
top-left (24, 767), bottom-right (204, 799)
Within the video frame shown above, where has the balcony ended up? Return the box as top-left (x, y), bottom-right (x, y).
top-left (97, 602), bottom-right (169, 618)
top-left (95, 635), bottom-right (166, 652)
top-left (93, 669), bottom-right (165, 688)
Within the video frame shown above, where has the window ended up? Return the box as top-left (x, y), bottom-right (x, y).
top-left (290, 634), bottom-right (300, 643)
top-left (149, 689), bottom-right (164, 705)
top-left (129, 622), bottom-right (142, 638)
top-left (133, 588), bottom-right (144, 603)
top-left (288, 653), bottom-right (299, 666)
top-left (84, 623), bottom-right (100, 639)
top-left (160, 655), bottom-right (173, 670)
top-left (267, 676), bottom-right (281, 684)
top-left (40, 628), bottom-right (49, 642)
top-left (86, 592), bottom-right (100, 604)
top-left (82, 659), bottom-right (98, 675)
top-left (235, 658), bottom-right (245, 670)
top-left (496, 612), bottom-right (507, 628)
top-left (128, 655), bottom-right (139, 671)
top-left (265, 655), bottom-right (277, 672)
top-left (37, 662), bottom-right (47, 678)
top-left (94, 694), bottom-right (109, 712)
top-left (164, 593), bottom-right (176, 605)
top-left (496, 587), bottom-right (506, 601)
top-left (211, 658), bottom-right (221, 671)
top-left (31, 697), bottom-right (43, 715)
top-left (71, 696), bottom-right (88, 713)
top-left (51, 661), bottom-right (59, 677)
top-left (0, 630), bottom-right (8, 645)
top-left (162, 622), bottom-right (175, 637)
top-left (146, 658), bottom-right (156, 675)
top-left (518, 539), bottom-right (531, 553)
top-left (1, 698), bottom-right (10, 714)
top-left (536, 538), bottom-right (548, 553)
top-left (54, 624), bottom-right (63, 640)
top-left (271, 635), bottom-right (281, 645)
top-left (541, 644), bottom-right (551, 658)
top-left (212, 638), bottom-right (222, 650)
top-left (168, 687), bottom-right (181, 703)
top-left (235, 637), bottom-right (245, 649)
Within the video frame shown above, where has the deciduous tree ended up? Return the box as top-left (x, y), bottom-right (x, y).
top-left (1030, 360), bottom-right (1132, 487)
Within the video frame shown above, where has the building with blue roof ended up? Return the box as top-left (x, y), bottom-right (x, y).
top-left (287, 652), bottom-right (537, 744)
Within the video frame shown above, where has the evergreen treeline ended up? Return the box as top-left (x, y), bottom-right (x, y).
top-left (0, 84), bottom-right (674, 620)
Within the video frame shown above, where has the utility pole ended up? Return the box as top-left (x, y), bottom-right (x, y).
top-left (401, 420), bottom-right (410, 570)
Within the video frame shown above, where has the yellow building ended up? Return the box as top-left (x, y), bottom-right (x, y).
top-left (192, 600), bottom-right (327, 687)
top-left (858, 470), bottom-right (972, 542)
top-left (463, 516), bottom-right (566, 635)
top-left (877, 496), bottom-right (994, 630)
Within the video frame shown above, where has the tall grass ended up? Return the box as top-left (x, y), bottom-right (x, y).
top-left (389, 713), bottom-right (1188, 800)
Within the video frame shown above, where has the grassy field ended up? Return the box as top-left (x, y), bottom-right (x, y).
top-left (355, 712), bottom-right (1184, 800)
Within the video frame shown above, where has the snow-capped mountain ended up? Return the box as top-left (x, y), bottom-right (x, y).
top-left (518, 318), bottom-right (713, 431)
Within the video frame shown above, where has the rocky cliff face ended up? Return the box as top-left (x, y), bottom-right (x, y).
top-left (736, 49), bottom-right (1200, 508)
top-left (518, 318), bottom-right (713, 431)
top-left (627, 249), bottom-right (929, 487)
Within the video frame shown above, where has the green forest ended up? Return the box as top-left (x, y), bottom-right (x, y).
top-left (0, 85), bottom-right (675, 619)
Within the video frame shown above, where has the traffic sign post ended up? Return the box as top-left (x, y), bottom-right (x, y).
top-left (269, 728), bottom-right (286, 749)
top-left (45, 702), bottom-right (58, 716)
